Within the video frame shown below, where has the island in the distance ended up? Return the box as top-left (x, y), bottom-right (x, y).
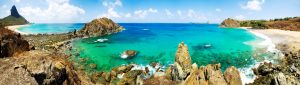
top-left (0, 5), bottom-right (29, 26)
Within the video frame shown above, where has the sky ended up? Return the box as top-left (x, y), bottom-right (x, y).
top-left (0, 0), bottom-right (299, 23)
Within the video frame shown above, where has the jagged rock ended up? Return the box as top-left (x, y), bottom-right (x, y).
top-left (10, 5), bottom-right (21, 18)
top-left (250, 61), bottom-right (300, 85)
top-left (220, 18), bottom-right (240, 28)
top-left (118, 70), bottom-right (143, 85)
top-left (143, 76), bottom-right (177, 85)
top-left (79, 17), bottom-right (124, 37)
top-left (174, 42), bottom-right (192, 79)
top-left (224, 66), bottom-right (242, 85)
top-left (111, 64), bottom-right (134, 74)
top-left (0, 60), bottom-right (38, 85)
top-left (0, 50), bottom-right (86, 85)
top-left (0, 28), bottom-right (30, 57)
top-left (205, 64), bottom-right (227, 85)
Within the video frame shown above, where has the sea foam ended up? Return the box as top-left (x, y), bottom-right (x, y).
top-left (240, 28), bottom-right (283, 84)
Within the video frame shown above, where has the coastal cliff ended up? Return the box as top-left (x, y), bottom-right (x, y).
top-left (78, 17), bottom-right (124, 37)
top-left (220, 17), bottom-right (300, 30)
top-left (0, 5), bottom-right (29, 26)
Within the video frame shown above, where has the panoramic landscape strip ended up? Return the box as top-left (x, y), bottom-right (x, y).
top-left (0, 0), bottom-right (300, 85)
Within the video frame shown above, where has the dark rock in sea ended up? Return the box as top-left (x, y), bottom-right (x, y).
top-left (0, 5), bottom-right (29, 26)
top-left (121, 50), bottom-right (138, 59)
top-left (78, 17), bottom-right (124, 37)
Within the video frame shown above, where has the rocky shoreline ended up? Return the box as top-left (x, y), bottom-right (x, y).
top-left (1, 16), bottom-right (300, 85)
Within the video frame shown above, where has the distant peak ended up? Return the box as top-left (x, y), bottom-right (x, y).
top-left (10, 5), bottom-right (21, 18)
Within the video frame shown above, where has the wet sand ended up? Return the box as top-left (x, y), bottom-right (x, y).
top-left (6, 25), bottom-right (29, 35)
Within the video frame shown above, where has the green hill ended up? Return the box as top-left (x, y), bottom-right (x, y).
top-left (0, 5), bottom-right (29, 26)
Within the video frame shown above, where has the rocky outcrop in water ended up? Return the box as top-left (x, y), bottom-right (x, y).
top-left (87, 42), bottom-right (242, 85)
top-left (0, 27), bottom-right (30, 57)
top-left (174, 42), bottom-right (192, 80)
top-left (0, 5), bottom-right (29, 26)
top-left (78, 17), bottom-right (124, 37)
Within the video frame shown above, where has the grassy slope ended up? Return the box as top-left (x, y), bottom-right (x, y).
top-left (240, 17), bottom-right (300, 30)
top-left (0, 15), bottom-right (29, 26)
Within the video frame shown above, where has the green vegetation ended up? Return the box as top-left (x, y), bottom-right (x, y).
top-left (222, 16), bottom-right (300, 30)
top-left (0, 15), bottom-right (29, 26)
top-left (240, 20), bottom-right (267, 29)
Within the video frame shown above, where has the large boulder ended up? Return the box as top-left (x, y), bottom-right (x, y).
top-left (0, 50), bottom-right (86, 85)
top-left (121, 50), bottom-right (138, 59)
top-left (0, 28), bottom-right (30, 57)
top-left (224, 66), bottom-right (242, 85)
top-left (79, 17), bottom-right (124, 37)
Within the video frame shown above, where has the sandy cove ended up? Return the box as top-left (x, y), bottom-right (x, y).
top-left (6, 24), bottom-right (29, 35)
top-left (249, 29), bottom-right (300, 44)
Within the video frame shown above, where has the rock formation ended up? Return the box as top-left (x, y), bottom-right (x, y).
top-left (220, 18), bottom-right (241, 28)
top-left (0, 27), bottom-right (30, 57)
top-left (0, 50), bottom-right (90, 85)
top-left (78, 17), bottom-right (124, 37)
top-left (249, 43), bottom-right (300, 85)
top-left (0, 5), bottom-right (29, 26)
top-left (10, 5), bottom-right (21, 18)
top-left (121, 50), bottom-right (138, 59)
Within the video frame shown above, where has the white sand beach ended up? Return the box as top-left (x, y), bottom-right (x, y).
top-left (248, 29), bottom-right (300, 44)
top-left (6, 25), bottom-right (29, 35)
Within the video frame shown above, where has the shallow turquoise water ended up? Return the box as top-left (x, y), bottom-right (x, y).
top-left (18, 23), bottom-right (84, 34)
top-left (70, 23), bottom-right (259, 71)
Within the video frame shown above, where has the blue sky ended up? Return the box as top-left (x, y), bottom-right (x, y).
top-left (0, 0), bottom-right (299, 23)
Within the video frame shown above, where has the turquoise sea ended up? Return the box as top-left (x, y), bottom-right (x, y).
top-left (18, 23), bottom-right (271, 73)
top-left (18, 23), bottom-right (83, 34)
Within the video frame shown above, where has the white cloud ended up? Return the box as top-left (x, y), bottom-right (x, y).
top-left (0, 5), bottom-right (9, 18)
top-left (187, 9), bottom-right (196, 17)
top-left (100, 0), bottom-right (122, 18)
top-left (134, 8), bottom-right (158, 18)
top-left (165, 9), bottom-right (173, 17)
top-left (12, 0), bottom-right (21, 3)
top-left (124, 13), bottom-right (131, 18)
top-left (1, 5), bottom-right (7, 9)
top-left (177, 10), bottom-right (182, 16)
top-left (242, 0), bottom-right (265, 11)
top-left (19, 0), bottom-right (85, 23)
top-left (215, 8), bottom-right (222, 12)
top-left (186, 9), bottom-right (207, 20)
top-left (234, 15), bottom-right (246, 20)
